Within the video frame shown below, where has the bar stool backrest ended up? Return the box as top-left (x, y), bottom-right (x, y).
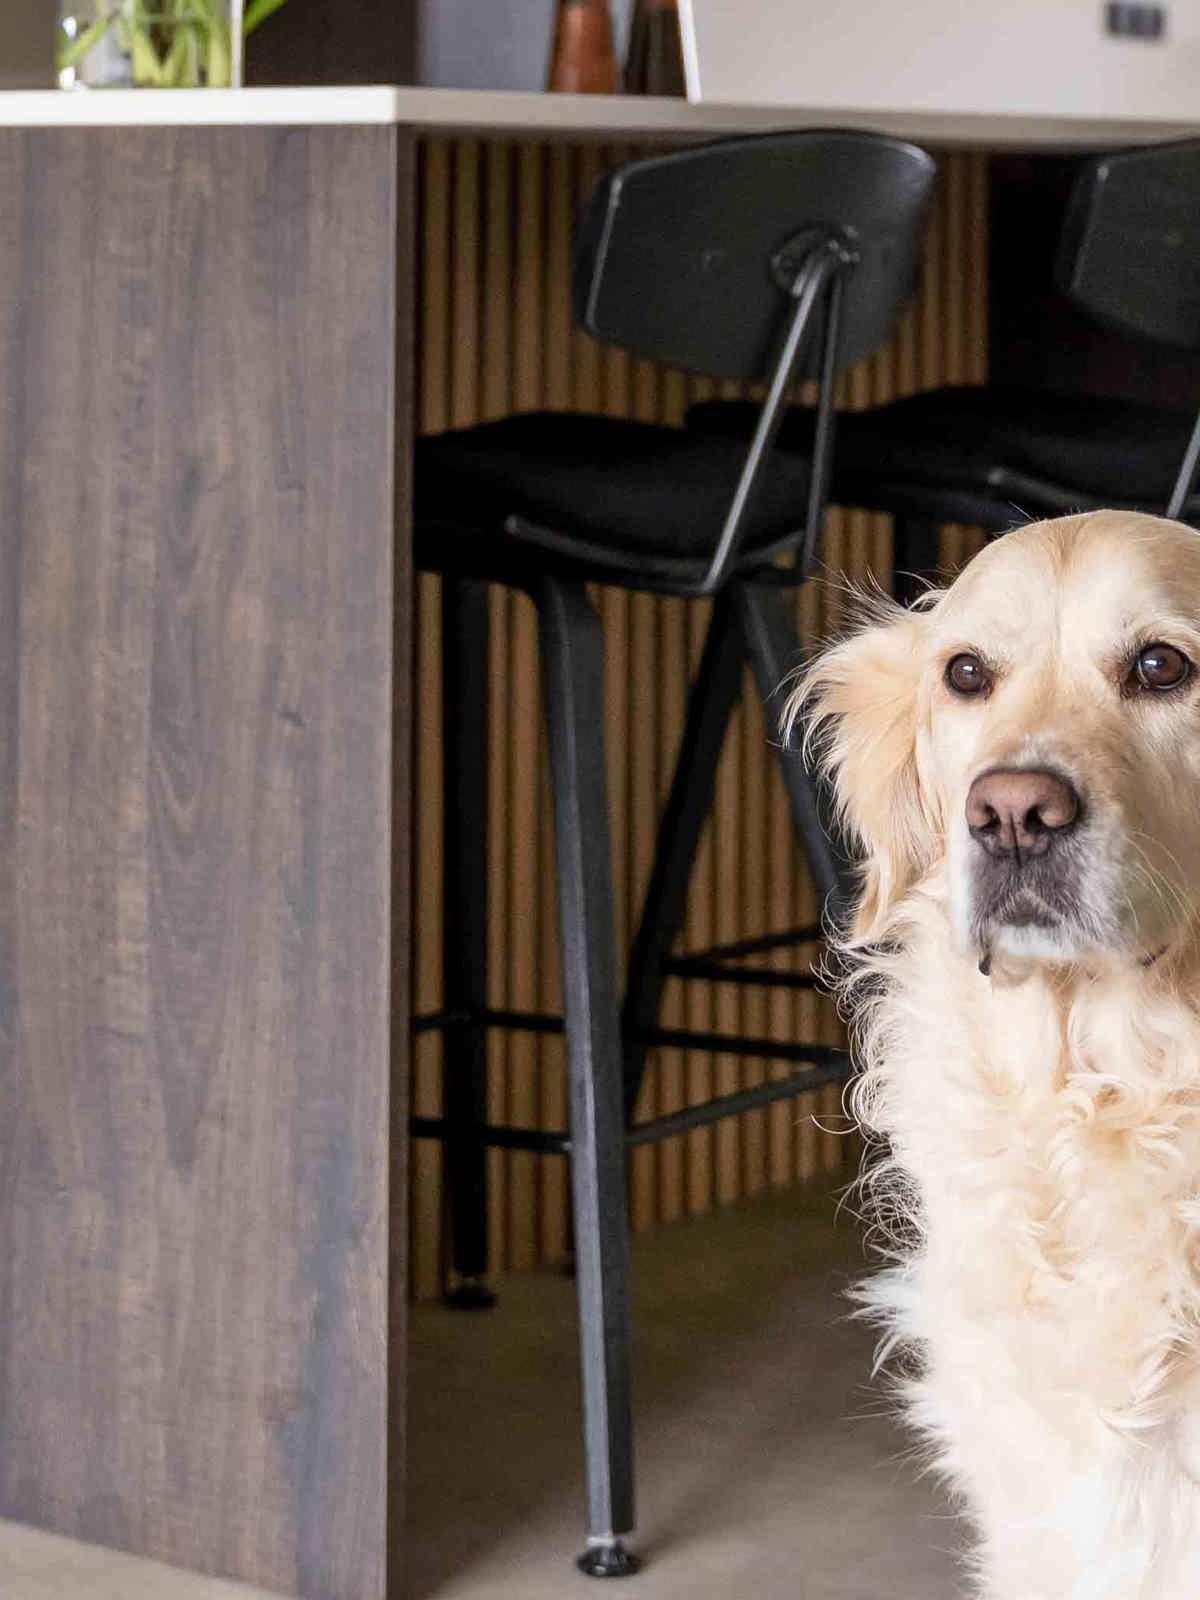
top-left (1057, 139), bottom-right (1200, 352)
top-left (571, 131), bottom-right (936, 591)
top-left (1057, 138), bottom-right (1200, 519)
top-left (572, 129), bottom-right (936, 383)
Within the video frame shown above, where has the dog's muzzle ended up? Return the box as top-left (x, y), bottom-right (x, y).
top-left (966, 766), bottom-right (1084, 940)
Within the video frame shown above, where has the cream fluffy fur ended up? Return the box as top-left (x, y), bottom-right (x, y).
top-left (795, 512), bottom-right (1200, 1599)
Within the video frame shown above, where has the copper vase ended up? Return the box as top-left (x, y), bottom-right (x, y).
top-left (547, 0), bottom-right (619, 94)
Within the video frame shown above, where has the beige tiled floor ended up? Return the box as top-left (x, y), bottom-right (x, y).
top-left (408, 1182), bottom-right (964, 1600)
top-left (0, 1183), bottom-right (965, 1599)
top-left (0, 1519), bottom-right (281, 1600)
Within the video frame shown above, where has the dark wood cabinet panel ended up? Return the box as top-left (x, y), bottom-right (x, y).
top-left (0, 126), bottom-right (412, 1600)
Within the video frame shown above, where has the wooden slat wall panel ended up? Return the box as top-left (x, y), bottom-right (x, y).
top-left (411, 138), bottom-right (989, 1301)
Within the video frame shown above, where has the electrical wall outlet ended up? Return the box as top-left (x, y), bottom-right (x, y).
top-left (1105, 2), bottom-right (1166, 39)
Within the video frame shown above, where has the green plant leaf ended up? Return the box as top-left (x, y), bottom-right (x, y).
top-left (130, 22), bottom-right (165, 84)
top-left (161, 28), bottom-right (186, 85)
top-left (56, 11), bottom-right (115, 70)
top-left (166, 19), bottom-right (203, 85)
top-left (59, 0), bottom-right (269, 84)
top-left (206, 16), bottom-right (231, 84)
top-left (244, 0), bottom-right (289, 38)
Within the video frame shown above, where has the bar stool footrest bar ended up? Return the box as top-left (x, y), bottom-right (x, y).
top-left (662, 957), bottom-right (820, 990)
top-left (669, 923), bottom-right (823, 964)
top-left (409, 1117), bottom-right (571, 1155)
top-left (634, 1028), bottom-right (848, 1066)
top-left (413, 1008), bottom-right (473, 1033)
top-left (411, 1054), bottom-right (851, 1156)
top-left (628, 1058), bottom-right (850, 1146)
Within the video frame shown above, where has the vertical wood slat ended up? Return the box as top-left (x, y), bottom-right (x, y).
top-left (683, 593), bottom-right (718, 1216)
top-left (539, 143), bottom-right (573, 1264)
top-left (482, 144), bottom-right (515, 1280)
top-left (502, 144), bottom-right (546, 1276)
top-left (410, 143), bottom-right (990, 1297)
top-left (656, 595), bottom-right (688, 1225)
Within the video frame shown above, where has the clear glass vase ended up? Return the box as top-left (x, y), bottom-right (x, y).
top-left (57, 0), bottom-right (244, 88)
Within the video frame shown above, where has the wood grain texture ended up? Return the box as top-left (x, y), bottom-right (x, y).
top-left (0, 126), bottom-right (413, 1600)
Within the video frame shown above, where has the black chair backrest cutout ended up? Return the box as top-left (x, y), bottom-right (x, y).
top-left (1057, 139), bottom-right (1200, 352)
top-left (573, 130), bottom-right (937, 384)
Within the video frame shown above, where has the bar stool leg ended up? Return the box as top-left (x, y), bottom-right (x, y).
top-left (620, 594), bottom-right (744, 1120)
top-left (736, 580), bottom-right (853, 915)
top-left (535, 576), bottom-right (638, 1578)
top-left (441, 577), bottom-right (496, 1309)
top-left (892, 513), bottom-right (943, 605)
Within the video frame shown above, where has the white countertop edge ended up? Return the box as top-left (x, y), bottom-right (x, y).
top-left (1, 86), bottom-right (406, 126)
top-left (0, 85), bottom-right (1197, 149)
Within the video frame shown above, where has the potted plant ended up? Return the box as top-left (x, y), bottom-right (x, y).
top-left (57, 0), bottom-right (287, 89)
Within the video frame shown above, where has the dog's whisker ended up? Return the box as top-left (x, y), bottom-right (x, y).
top-left (1127, 829), bottom-right (1192, 924)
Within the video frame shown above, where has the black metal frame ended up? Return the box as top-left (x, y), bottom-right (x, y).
top-left (412, 231), bottom-right (858, 1581)
top-left (409, 107), bottom-right (942, 1564)
top-left (1167, 414), bottom-right (1200, 520)
top-left (412, 561), bottom-right (850, 1578)
top-left (536, 577), bottom-right (637, 1574)
top-left (689, 242), bottom-right (853, 595)
top-left (619, 577), bottom-right (852, 1121)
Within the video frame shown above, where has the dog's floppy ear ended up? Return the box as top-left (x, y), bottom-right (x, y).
top-left (789, 597), bottom-right (937, 944)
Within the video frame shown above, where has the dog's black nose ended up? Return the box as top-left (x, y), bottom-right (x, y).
top-left (966, 768), bottom-right (1079, 859)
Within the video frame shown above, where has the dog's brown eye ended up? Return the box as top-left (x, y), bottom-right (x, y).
top-left (946, 653), bottom-right (991, 697)
top-left (1133, 642), bottom-right (1191, 692)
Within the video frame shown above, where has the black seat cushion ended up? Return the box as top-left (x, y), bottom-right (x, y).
top-left (688, 386), bottom-right (1196, 504)
top-left (415, 412), bottom-right (814, 583)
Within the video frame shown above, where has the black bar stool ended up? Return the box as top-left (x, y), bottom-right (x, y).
top-left (411, 130), bottom-right (936, 1576)
top-left (688, 138), bottom-right (1200, 603)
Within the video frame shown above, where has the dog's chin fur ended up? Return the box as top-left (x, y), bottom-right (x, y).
top-left (843, 887), bottom-right (1200, 1600)
top-left (970, 909), bottom-right (1132, 978)
top-left (986, 920), bottom-right (1086, 964)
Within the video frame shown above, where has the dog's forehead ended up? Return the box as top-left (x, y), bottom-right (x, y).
top-left (937, 511), bottom-right (1200, 648)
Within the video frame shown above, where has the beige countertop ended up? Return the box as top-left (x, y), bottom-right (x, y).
top-left (0, 84), bottom-right (1197, 149)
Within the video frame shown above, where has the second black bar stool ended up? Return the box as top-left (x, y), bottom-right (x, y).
top-left (689, 138), bottom-right (1200, 601)
top-left (411, 130), bottom-right (935, 1576)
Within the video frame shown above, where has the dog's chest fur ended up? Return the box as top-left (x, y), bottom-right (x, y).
top-left (860, 905), bottom-right (1200, 1595)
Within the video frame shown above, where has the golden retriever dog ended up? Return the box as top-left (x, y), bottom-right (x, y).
top-left (795, 511), bottom-right (1200, 1598)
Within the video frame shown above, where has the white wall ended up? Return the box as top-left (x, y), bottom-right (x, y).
top-left (681, 0), bottom-right (1200, 121)
top-left (419, 0), bottom-right (634, 91)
